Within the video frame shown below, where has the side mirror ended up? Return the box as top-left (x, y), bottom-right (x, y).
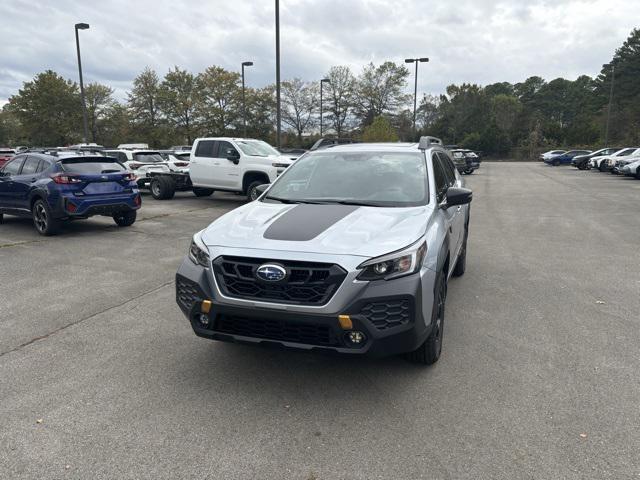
top-left (444, 187), bottom-right (472, 207)
top-left (256, 183), bottom-right (270, 196)
top-left (226, 151), bottom-right (240, 164)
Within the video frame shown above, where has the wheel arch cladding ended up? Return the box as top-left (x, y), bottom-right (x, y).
top-left (243, 171), bottom-right (270, 192)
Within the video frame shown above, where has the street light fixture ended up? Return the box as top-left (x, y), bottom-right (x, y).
top-left (75, 22), bottom-right (90, 144)
top-left (320, 78), bottom-right (330, 137)
top-left (405, 57), bottom-right (429, 138)
top-left (241, 61), bottom-right (254, 138)
top-left (275, 0), bottom-right (281, 148)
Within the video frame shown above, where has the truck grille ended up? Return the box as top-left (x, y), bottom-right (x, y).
top-left (360, 299), bottom-right (412, 330)
top-left (213, 256), bottom-right (346, 306)
top-left (215, 314), bottom-right (340, 346)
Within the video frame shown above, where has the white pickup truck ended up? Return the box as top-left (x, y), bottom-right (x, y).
top-left (148, 137), bottom-right (295, 200)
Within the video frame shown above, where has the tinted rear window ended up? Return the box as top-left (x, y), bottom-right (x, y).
top-left (61, 158), bottom-right (126, 174)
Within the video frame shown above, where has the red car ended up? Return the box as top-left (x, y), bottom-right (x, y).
top-left (0, 149), bottom-right (16, 168)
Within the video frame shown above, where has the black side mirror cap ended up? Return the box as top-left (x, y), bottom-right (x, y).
top-left (256, 183), bottom-right (270, 195)
top-left (445, 187), bottom-right (472, 207)
top-left (227, 154), bottom-right (240, 165)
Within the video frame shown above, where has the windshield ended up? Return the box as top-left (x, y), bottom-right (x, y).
top-left (236, 140), bottom-right (280, 157)
top-left (133, 152), bottom-right (164, 163)
top-left (61, 158), bottom-right (126, 174)
top-left (264, 151), bottom-right (429, 207)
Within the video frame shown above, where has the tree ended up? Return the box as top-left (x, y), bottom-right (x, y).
top-left (84, 83), bottom-right (114, 143)
top-left (128, 67), bottom-right (161, 129)
top-left (281, 78), bottom-right (317, 141)
top-left (158, 67), bottom-right (200, 144)
top-left (8, 70), bottom-right (81, 146)
top-left (245, 86), bottom-right (276, 140)
top-left (324, 66), bottom-right (356, 137)
top-left (361, 115), bottom-right (399, 142)
top-left (196, 66), bottom-right (241, 136)
top-left (416, 94), bottom-right (441, 132)
top-left (354, 62), bottom-right (410, 126)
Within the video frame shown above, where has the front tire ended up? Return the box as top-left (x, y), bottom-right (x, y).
top-left (599, 162), bottom-right (608, 172)
top-left (150, 176), bottom-right (175, 200)
top-left (246, 181), bottom-right (264, 201)
top-left (635, 167), bottom-right (640, 180)
top-left (113, 210), bottom-right (137, 227)
top-left (553, 160), bottom-right (560, 166)
top-left (32, 199), bottom-right (60, 236)
top-left (193, 188), bottom-right (214, 197)
top-left (406, 269), bottom-right (446, 365)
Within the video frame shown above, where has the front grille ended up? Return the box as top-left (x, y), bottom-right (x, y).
top-left (361, 299), bottom-right (411, 330)
top-left (213, 256), bottom-right (346, 306)
top-left (215, 315), bottom-right (340, 347)
top-left (176, 276), bottom-right (207, 314)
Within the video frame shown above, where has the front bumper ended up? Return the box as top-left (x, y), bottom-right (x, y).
top-left (175, 256), bottom-right (436, 357)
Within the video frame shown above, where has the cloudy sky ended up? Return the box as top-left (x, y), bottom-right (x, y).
top-left (0, 0), bottom-right (637, 104)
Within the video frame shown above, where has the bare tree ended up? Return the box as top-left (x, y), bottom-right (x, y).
top-left (281, 78), bottom-right (318, 141)
top-left (324, 66), bottom-right (356, 137)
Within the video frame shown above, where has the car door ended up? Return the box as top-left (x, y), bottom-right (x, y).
top-left (432, 152), bottom-right (459, 273)
top-left (189, 140), bottom-right (221, 187)
top-left (214, 141), bottom-right (242, 188)
top-left (437, 152), bottom-right (465, 257)
top-left (0, 156), bottom-right (26, 208)
top-left (12, 156), bottom-right (41, 210)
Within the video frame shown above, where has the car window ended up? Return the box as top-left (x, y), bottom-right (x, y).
top-left (2, 157), bottom-right (24, 175)
top-left (36, 160), bottom-right (50, 173)
top-left (132, 152), bottom-right (164, 163)
top-left (195, 140), bottom-right (215, 158)
top-left (216, 141), bottom-right (239, 159)
top-left (437, 152), bottom-right (457, 186)
top-left (20, 157), bottom-right (41, 175)
top-left (60, 158), bottom-right (126, 174)
top-left (432, 153), bottom-right (449, 199)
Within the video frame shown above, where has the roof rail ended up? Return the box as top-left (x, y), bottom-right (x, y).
top-left (418, 136), bottom-right (443, 150)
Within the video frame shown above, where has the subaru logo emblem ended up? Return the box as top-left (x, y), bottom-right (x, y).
top-left (256, 264), bottom-right (287, 282)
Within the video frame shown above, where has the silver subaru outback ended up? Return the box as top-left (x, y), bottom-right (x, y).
top-left (175, 137), bottom-right (472, 365)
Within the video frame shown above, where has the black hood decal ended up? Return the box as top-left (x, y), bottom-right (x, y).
top-left (263, 204), bottom-right (360, 241)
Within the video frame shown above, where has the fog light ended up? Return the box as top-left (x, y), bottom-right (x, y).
top-left (197, 313), bottom-right (210, 327)
top-left (338, 314), bottom-right (353, 330)
top-left (346, 331), bottom-right (366, 345)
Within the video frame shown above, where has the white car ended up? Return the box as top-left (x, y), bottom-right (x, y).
top-left (104, 149), bottom-right (170, 188)
top-left (619, 158), bottom-right (640, 178)
top-left (539, 150), bottom-right (566, 161)
top-left (591, 147), bottom-right (640, 172)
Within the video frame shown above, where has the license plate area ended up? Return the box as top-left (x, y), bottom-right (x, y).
top-left (83, 182), bottom-right (124, 195)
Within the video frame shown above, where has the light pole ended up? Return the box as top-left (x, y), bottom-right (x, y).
top-left (241, 61), bottom-right (253, 138)
top-left (75, 22), bottom-right (90, 144)
top-left (320, 78), bottom-right (330, 137)
top-left (275, 0), bottom-right (281, 148)
top-left (405, 57), bottom-right (429, 138)
top-left (604, 64), bottom-right (615, 146)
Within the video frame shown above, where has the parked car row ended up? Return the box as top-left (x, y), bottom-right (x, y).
top-left (541, 146), bottom-right (640, 179)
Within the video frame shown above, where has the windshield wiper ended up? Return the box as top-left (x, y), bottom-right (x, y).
top-left (263, 196), bottom-right (325, 204)
top-left (310, 199), bottom-right (385, 207)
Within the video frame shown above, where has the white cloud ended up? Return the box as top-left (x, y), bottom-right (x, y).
top-left (0, 0), bottom-right (637, 102)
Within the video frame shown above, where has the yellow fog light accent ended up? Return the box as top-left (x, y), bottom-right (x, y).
top-left (338, 315), bottom-right (353, 330)
top-left (201, 300), bottom-right (212, 314)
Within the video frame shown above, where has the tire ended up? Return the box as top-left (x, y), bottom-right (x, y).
top-left (553, 160), bottom-right (560, 166)
top-left (599, 162), bottom-right (608, 172)
top-left (406, 269), bottom-right (446, 365)
top-left (635, 167), bottom-right (640, 180)
top-left (150, 176), bottom-right (175, 200)
top-left (32, 199), bottom-right (60, 236)
top-left (113, 210), bottom-right (137, 227)
top-left (246, 181), bottom-right (264, 201)
top-left (464, 168), bottom-right (473, 175)
top-left (193, 188), bottom-right (214, 197)
top-left (452, 229), bottom-right (468, 278)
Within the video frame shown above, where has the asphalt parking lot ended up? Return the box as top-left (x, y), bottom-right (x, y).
top-left (1, 162), bottom-right (639, 479)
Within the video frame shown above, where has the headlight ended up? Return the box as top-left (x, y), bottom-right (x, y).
top-left (272, 162), bottom-right (290, 168)
top-left (357, 240), bottom-right (427, 281)
top-left (188, 233), bottom-right (210, 268)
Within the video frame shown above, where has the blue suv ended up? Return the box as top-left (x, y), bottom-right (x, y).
top-left (0, 152), bottom-right (141, 235)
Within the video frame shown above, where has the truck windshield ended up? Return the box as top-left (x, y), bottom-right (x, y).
top-left (264, 151), bottom-right (429, 207)
top-left (236, 140), bottom-right (280, 157)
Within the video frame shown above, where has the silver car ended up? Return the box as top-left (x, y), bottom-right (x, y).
top-left (620, 158), bottom-right (640, 179)
top-left (175, 137), bottom-right (472, 365)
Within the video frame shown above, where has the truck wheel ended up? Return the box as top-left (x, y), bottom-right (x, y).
top-left (405, 269), bottom-right (446, 365)
top-left (246, 181), bottom-right (264, 201)
top-left (193, 188), bottom-right (214, 197)
top-left (150, 176), bottom-right (175, 200)
top-left (32, 199), bottom-right (60, 236)
top-left (113, 210), bottom-right (137, 227)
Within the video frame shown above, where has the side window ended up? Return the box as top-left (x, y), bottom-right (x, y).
top-left (195, 140), bottom-right (215, 158)
top-left (2, 157), bottom-right (25, 175)
top-left (431, 153), bottom-right (448, 200)
top-left (36, 160), bottom-right (50, 173)
top-left (216, 141), bottom-right (238, 159)
top-left (20, 157), bottom-right (41, 175)
top-left (437, 152), bottom-right (457, 186)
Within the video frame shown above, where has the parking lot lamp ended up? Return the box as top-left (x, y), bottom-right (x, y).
top-left (75, 23), bottom-right (90, 144)
top-left (404, 57), bottom-right (429, 138)
top-left (275, 0), bottom-right (281, 148)
top-left (320, 78), bottom-right (330, 136)
top-left (241, 61), bottom-right (254, 138)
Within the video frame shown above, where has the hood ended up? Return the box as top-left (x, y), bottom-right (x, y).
top-left (200, 201), bottom-right (431, 258)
